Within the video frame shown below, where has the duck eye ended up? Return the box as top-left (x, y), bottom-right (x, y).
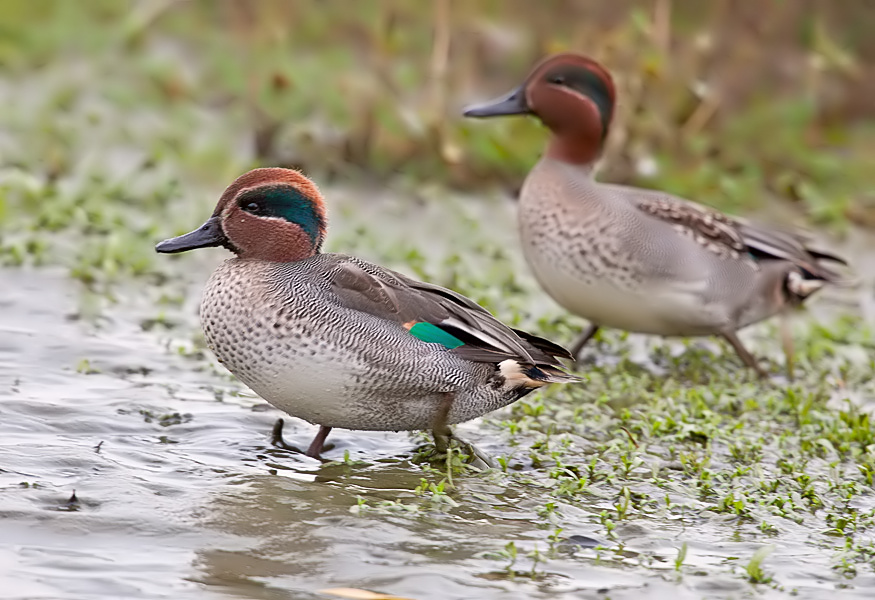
top-left (243, 201), bottom-right (261, 213)
top-left (549, 75), bottom-right (565, 85)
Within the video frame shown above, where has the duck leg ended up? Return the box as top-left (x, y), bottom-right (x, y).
top-left (570, 323), bottom-right (600, 360)
top-left (270, 418), bottom-right (332, 459)
top-left (431, 393), bottom-right (496, 469)
top-left (270, 418), bottom-right (297, 450)
top-left (721, 331), bottom-right (768, 379)
top-left (432, 392), bottom-right (455, 454)
top-left (780, 311), bottom-right (795, 382)
top-left (305, 425), bottom-right (333, 458)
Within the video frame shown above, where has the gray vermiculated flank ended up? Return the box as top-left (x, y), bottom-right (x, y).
top-left (517, 158), bottom-right (821, 336)
top-left (201, 254), bottom-right (540, 431)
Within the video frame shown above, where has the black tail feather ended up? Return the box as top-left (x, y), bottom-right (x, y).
top-left (527, 364), bottom-right (581, 383)
top-left (805, 248), bottom-right (847, 266)
top-left (511, 328), bottom-right (574, 361)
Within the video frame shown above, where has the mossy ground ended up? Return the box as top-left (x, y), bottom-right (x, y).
top-left (1, 2), bottom-right (874, 597)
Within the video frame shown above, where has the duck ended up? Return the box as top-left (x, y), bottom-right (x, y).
top-left (463, 52), bottom-right (847, 377)
top-left (155, 168), bottom-right (578, 459)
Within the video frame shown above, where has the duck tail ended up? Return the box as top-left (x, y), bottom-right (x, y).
top-left (498, 360), bottom-right (581, 389)
top-left (786, 271), bottom-right (826, 301)
top-left (786, 268), bottom-right (857, 304)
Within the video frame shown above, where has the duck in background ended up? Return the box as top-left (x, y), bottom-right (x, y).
top-left (156, 168), bottom-right (578, 462)
top-left (464, 52), bottom-right (847, 377)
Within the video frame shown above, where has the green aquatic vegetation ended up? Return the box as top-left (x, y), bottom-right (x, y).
top-left (351, 495), bottom-right (421, 516)
top-left (485, 541), bottom-right (518, 575)
top-left (745, 545), bottom-right (775, 584)
top-left (480, 541), bottom-right (551, 582)
top-left (413, 477), bottom-right (459, 508)
top-left (2, 1), bottom-right (873, 237)
top-left (1, 2), bottom-right (873, 595)
top-left (74, 358), bottom-right (99, 374)
top-left (674, 542), bottom-right (688, 572)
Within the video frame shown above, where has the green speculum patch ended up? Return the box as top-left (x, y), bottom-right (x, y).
top-left (408, 322), bottom-right (465, 349)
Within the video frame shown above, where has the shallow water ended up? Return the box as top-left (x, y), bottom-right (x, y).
top-left (2, 220), bottom-right (874, 600)
top-left (1, 14), bottom-right (874, 597)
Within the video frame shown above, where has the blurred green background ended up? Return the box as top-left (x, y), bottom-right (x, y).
top-left (1, 0), bottom-right (873, 289)
top-left (3, 0), bottom-right (874, 212)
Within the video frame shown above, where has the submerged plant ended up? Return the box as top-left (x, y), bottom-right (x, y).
top-left (745, 545), bottom-right (775, 584)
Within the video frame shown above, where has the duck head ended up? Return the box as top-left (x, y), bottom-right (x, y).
top-left (155, 168), bottom-right (328, 262)
top-left (463, 53), bottom-right (616, 165)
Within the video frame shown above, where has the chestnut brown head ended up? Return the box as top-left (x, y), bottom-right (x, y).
top-left (464, 53), bottom-right (616, 164)
top-left (156, 168), bottom-right (328, 263)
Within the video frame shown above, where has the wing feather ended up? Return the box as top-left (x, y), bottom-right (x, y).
top-left (328, 257), bottom-right (569, 366)
top-left (633, 190), bottom-right (845, 281)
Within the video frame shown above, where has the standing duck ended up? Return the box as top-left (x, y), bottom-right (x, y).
top-left (464, 53), bottom-right (846, 376)
top-left (156, 168), bottom-right (577, 459)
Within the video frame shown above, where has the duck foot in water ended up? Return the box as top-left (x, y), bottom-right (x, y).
top-left (270, 418), bottom-right (334, 459)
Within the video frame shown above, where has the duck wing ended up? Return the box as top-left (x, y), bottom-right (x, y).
top-left (328, 256), bottom-right (572, 367)
top-left (735, 221), bottom-right (846, 280)
top-left (634, 191), bottom-right (846, 280)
